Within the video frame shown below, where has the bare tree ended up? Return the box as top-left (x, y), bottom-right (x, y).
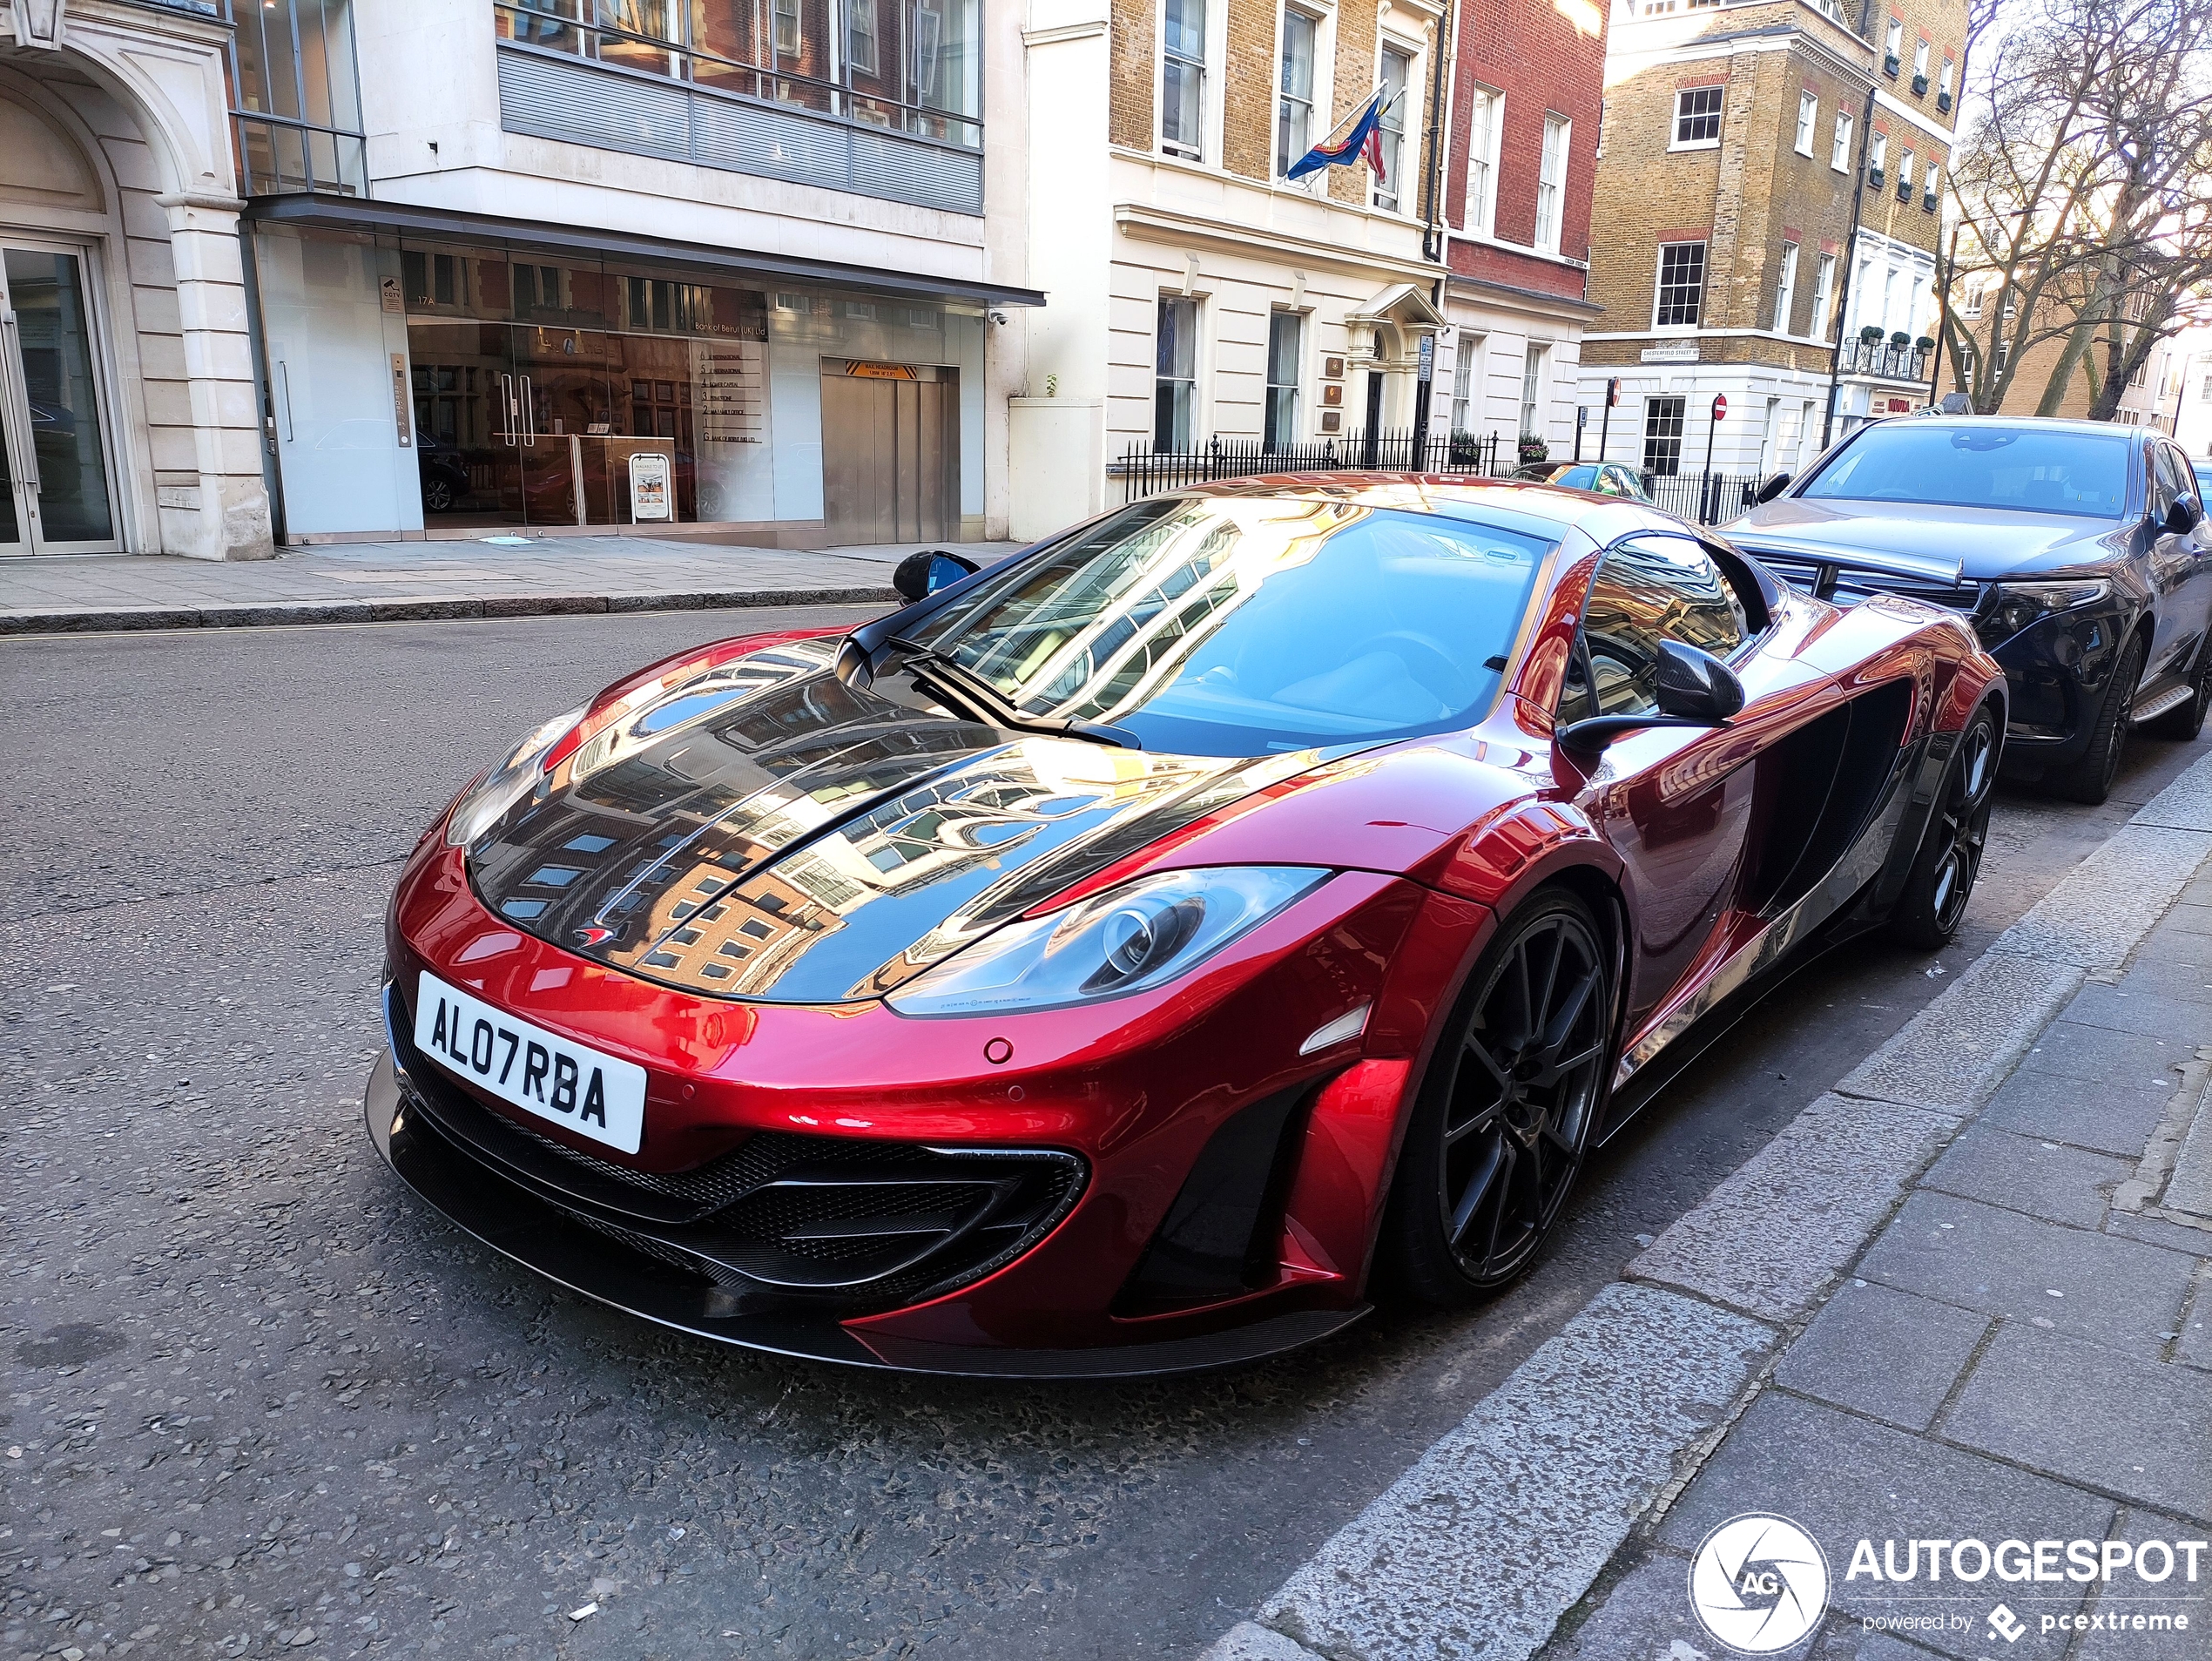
top-left (1942, 0), bottom-right (2212, 415)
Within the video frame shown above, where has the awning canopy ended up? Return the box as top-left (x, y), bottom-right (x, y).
top-left (244, 193), bottom-right (1047, 309)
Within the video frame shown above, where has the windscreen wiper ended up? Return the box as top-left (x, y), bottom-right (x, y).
top-left (884, 637), bottom-right (1136, 748)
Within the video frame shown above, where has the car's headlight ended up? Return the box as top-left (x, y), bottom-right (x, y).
top-left (444, 706), bottom-right (586, 848)
top-left (886, 866), bottom-right (1331, 1017)
top-left (1978, 579), bottom-right (2109, 645)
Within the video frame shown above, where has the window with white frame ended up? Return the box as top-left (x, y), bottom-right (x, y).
top-left (1450, 341), bottom-right (1479, 434)
top-left (1960, 278), bottom-right (1983, 317)
top-left (1264, 311), bottom-right (1302, 449)
top-left (1831, 109), bottom-right (1853, 171)
top-left (1912, 39), bottom-right (1929, 82)
top-left (1643, 395), bottom-right (1686, 475)
top-left (1811, 252), bottom-right (1837, 339)
top-left (1464, 86), bottom-right (1503, 235)
top-left (1155, 294), bottom-right (1198, 447)
top-left (1520, 345), bottom-right (1547, 439)
top-left (1277, 7), bottom-right (1318, 178)
top-left (1897, 148), bottom-right (1914, 196)
top-left (1868, 129), bottom-right (1887, 181)
top-left (846, 0), bottom-right (879, 73)
top-left (1923, 159), bottom-right (1939, 207)
top-left (1775, 242), bottom-right (1800, 334)
top-left (1883, 17), bottom-right (1902, 68)
top-left (1534, 115), bottom-right (1569, 253)
top-left (1939, 57), bottom-right (1954, 99)
top-left (1674, 85), bottom-right (1723, 147)
top-left (1373, 44), bottom-right (1413, 211)
top-left (1655, 241), bottom-right (1707, 327)
top-left (1795, 91), bottom-right (1817, 155)
top-left (1162, 0), bottom-right (1208, 159)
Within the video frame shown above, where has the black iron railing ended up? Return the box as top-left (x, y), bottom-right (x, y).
top-left (1112, 430), bottom-right (1507, 501)
top-left (1839, 340), bottom-right (1930, 381)
top-left (1643, 470), bottom-right (1764, 527)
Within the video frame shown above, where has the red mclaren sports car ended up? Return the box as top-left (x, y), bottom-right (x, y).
top-left (368, 476), bottom-right (2006, 1376)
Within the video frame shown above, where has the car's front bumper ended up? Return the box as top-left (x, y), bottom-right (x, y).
top-left (365, 1050), bottom-right (1366, 1376)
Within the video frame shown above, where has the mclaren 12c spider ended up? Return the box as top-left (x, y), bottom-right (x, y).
top-left (368, 476), bottom-right (2007, 1377)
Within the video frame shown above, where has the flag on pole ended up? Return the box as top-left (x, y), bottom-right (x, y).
top-left (1286, 87), bottom-right (1391, 182)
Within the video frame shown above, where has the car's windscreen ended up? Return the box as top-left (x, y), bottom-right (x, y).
top-left (1800, 423), bottom-right (2131, 518)
top-left (901, 495), bottom-right (1558, 756)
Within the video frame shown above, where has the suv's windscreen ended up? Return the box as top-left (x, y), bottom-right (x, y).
top-left (900, 493), bottom-right (1559, 756)
top-left (1801, 423), bottom-right (2132, 519)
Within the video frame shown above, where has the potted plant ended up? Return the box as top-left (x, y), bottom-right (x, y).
top-left (1889, 330), bottom-right (1912, 348)
top-left (1518, 434), bottom-right (1549, 466)
top-left (1914, 334), bottom-right (1936, 352)
top-left (1859, 325), bottom-right (1885, 344)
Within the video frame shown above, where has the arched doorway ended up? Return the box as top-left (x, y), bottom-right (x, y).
top-left (0, 85), bottom-right (120, 553)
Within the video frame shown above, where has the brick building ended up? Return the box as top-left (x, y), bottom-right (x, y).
top-left (1010, 0), bottom-right (1450, 536)
top-left (1578, 0), bottom-right (1964, 483)
top-left (1432, 0), bottom-right (1609, 462)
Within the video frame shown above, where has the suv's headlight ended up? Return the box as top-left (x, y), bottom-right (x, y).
top-left (1978, 579), bottom-right (2109, 645)
top-left (444, 706), bottom-right (586, 848)
top-left (886, 866), bottom-right (1331, 1016)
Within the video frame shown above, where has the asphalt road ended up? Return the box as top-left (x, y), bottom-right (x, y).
top-left (3, 610), bottom-right (2202, 1661)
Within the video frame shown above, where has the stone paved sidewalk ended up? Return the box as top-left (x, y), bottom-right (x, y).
top-left (0, 537), bottom-right (1017, 635)
top-left (1548, 888), bottom-right (2212, 1660)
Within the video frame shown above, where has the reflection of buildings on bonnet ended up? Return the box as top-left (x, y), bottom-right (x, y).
top-left (966, 497), bottom-right (1372, 730)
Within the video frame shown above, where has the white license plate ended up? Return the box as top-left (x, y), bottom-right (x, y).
top-left (412, 971), bottom-right (648, 1154)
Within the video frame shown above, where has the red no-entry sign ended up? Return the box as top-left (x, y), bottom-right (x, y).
top-left (1712, 394), bottom-right (1729, 422)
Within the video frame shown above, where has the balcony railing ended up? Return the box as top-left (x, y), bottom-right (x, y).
top-left (1839, 340), bottom-right (1931, 381)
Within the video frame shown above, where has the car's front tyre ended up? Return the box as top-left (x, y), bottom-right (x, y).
top-left (1889, 704), bottom-right (1999, 950)
top-left (1376, 888), bottom-right (1612, 1307)
top-left (2048, 634), bottom-right (2144, 804)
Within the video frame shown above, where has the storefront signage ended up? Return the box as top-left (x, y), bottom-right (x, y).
top-left (846, 361), bottom-right (918, 380)
top-left (389, 354), bottom-right (412, 448)
top-left (630, 453), bottom-right (671, 521)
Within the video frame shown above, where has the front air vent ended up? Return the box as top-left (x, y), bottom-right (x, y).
top-left (1745, 549), bottom-right (1982, 612)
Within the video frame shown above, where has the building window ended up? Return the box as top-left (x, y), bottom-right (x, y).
top-left (1450, 341), bottom-right (1477, 434)
top-left (1867, 130), bottom-right (1887, 187)
top-left (846, 0), bottom-right (879, 74)
top-left (1938, 56), bottom-right (1955, 109)
top-left (1162, 0), bottom-right (1208, 159)
top-left (1674, 85), bottom-right (1723, 147)
top-left (1465, 86), bottom-right (1503, 235)
top-left (1534, 115), bottom-right (1570, 253)
top-left (1654, 241), bottom-right (1707, 327)
top-left (1924, 160), bottom-right (1939, 210)
top-left (1643, 395), bottom-right (1687, 476)
top-left (1264, 311), bottom-right (1302, 449)
top-left (1811, 252), bottom-right (1837, 338)
top-left (228, 0), bottom-right (368, 195)
top-left (1883, 17), bottom-right (1902, 73)
top-left (1831, 109), bottom-right (1853, 171)
top-left (1960, 278), bottom-right (1984, 318)
top-left (1795, 91), bottom-right (1817, 155)
top-left (1520, 346), bottom-right (1547, 439)
top-left (1373, 45), bottom-right (1413, 211)
top-left (1912, 38), bottom-right (1930, 89)
top-left (1775, 242), bottom-right (1799, 334)
top-left (1155, 295), bottom-right (1198, 448)
top-left (1277, 8), bottom-right (1317, 176)
top-left (1897, 147), bottom-right (1914, 200)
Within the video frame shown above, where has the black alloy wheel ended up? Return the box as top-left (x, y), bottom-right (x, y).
top-left (1891, 706), bottom-right (1998, 949)
top-left (2051, 634), bottom-right (2143, 804)
top-left (1378, 889), bottom-right (1612, 1305)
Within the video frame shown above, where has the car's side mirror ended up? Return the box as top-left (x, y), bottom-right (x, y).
top-left (892, 549), bottom-right (981, 604)
top-left (1753, 472), bottom-right (1792, 505)
top-left (1558, 641), bottom-right (1744, 752)
top-left (2165, 494), bottom-right (2203, 536)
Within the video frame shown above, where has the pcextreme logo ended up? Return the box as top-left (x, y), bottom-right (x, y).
top-left (1688, 1514), bottom-right (1832, 1653)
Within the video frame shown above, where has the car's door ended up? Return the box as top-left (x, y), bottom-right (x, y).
top-left (1556, 534), bottom-right (1762, 1033)
top-left (2146, 440), bottom-right (2212, 684)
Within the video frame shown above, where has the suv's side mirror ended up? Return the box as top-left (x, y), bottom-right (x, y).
top-left (1559, 640), bottom-right (1745, 751)
top-left (892, 549), bottom-right (981, 603)
top-left (2165, 494), bottom-right (2204, 537)
top-left (1754, 472), bottom-right (1792, 505)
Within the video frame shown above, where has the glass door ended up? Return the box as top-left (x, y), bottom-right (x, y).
top-left (0, 241), bottom-right (120, 555)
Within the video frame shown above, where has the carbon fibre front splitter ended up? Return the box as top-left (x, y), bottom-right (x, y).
top-left (363, 1054), bottom-right (1369, 1379)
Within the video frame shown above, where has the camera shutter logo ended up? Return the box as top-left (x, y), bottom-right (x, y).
top-left (1688, 1514), bottom-right (1831, 1652)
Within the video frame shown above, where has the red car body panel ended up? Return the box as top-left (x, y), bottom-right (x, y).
top-left (368, 476), bottom-right (2006, 1374)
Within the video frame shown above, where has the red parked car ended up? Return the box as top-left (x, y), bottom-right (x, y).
top-left (368, 476), bottom-right (2006, 1375)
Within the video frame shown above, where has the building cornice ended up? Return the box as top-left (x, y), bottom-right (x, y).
top-left (1603, 23), bottom-right (1873, 91)
top-left (1871, 86), bottom-right (1957, 149)
top-left (1022, 20), bottom-right (1107, 46)
top-left (1112, 203), bottom-right (1445, 285)
top-left (1446, 272), bottom-right (1606, 321)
